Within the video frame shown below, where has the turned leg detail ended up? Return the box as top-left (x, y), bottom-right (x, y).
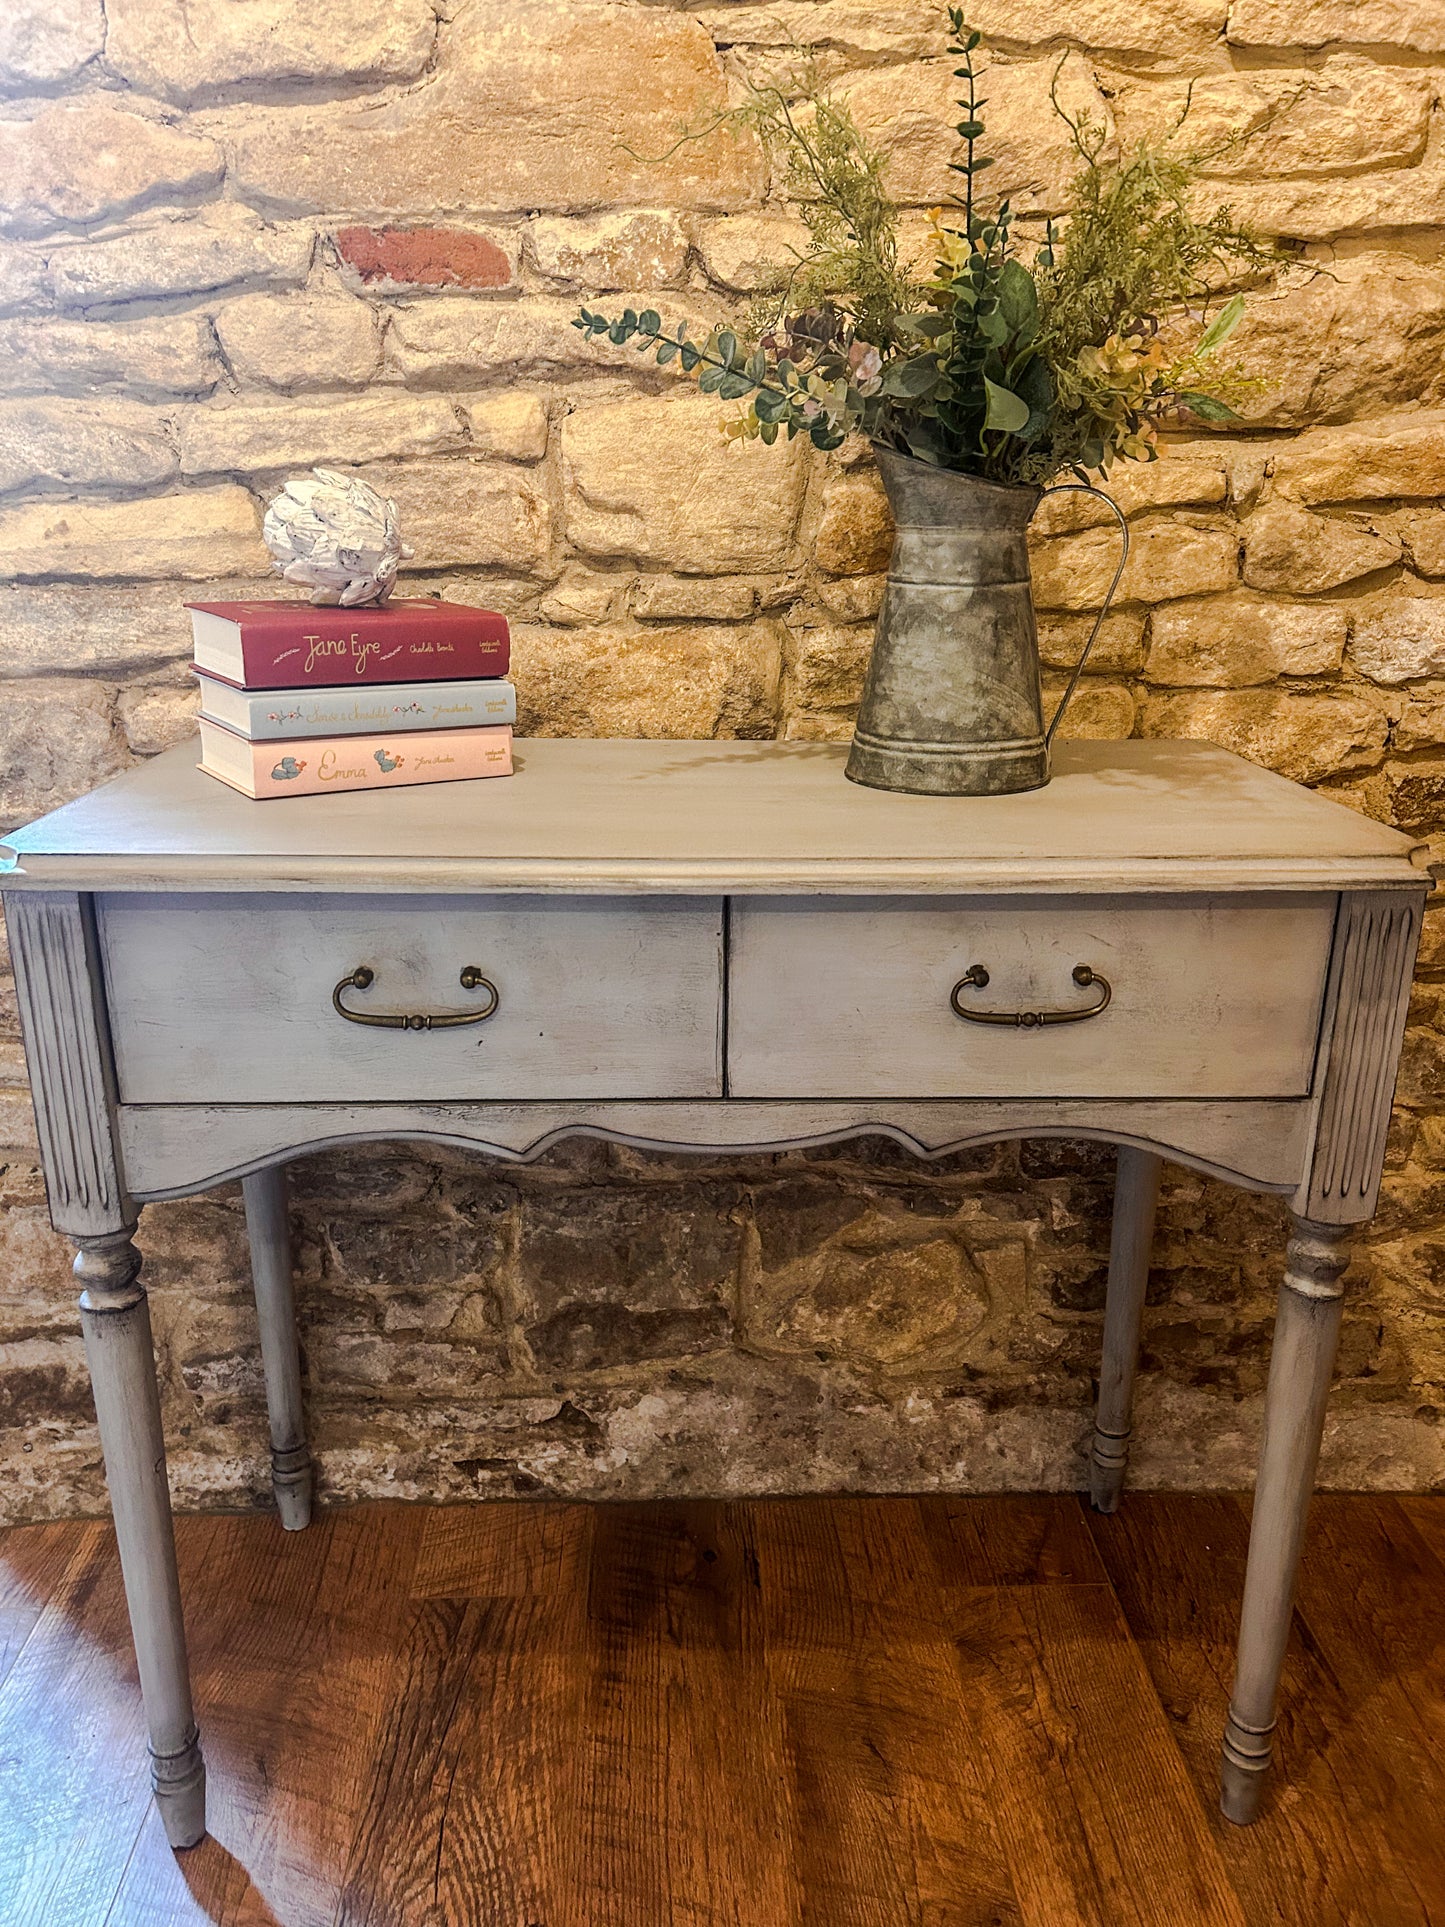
top-left (242, 1166), bottom-right (313, 1531)
top-left (1089, 1146), bottom-right (1162, 1513)
top-left (1220, 1216), bottom-right (1349, 1826)
top-left (77, 1230), bottom-right (207, 1850)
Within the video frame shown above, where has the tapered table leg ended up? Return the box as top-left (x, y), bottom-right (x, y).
top-left (77, 1229), bottom-right (207, 1850)
top-left (242, 1165), bottom-right (313, 1530)
top-left (1220, 1217), bottom-right (1349, 1825)
top-left (1089, 1145), bottom-right (1162, 1513)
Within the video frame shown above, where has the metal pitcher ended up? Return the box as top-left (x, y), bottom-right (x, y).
top-left (845, 446), bottom-right (1129, 797)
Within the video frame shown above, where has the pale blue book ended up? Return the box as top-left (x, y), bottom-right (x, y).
top-left (195, 671), bottom-right (517, 741)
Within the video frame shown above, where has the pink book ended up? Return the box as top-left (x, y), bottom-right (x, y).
top-left (198, 720), bottom-right (513, 799)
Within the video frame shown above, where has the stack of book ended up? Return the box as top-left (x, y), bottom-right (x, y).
top-left (188, 598), bottom-right (515, 799)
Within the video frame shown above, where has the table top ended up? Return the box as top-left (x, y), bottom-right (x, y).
top-left (0, 737), bottom-right (1427, 895)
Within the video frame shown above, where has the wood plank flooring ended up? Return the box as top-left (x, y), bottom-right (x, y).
top-left (0, 1494), bottom-right (1441, 1927)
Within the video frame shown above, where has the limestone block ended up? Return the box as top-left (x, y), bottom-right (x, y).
top-left (1140, 689), bottom-right (1387, 783)
top-left (1045, 678), bottom-right (1137, 740)
top-left (1270, 414), bottom-right (1445, 504)
top-left (387, 294), bottom-right (730, 385)
top-left (514, 621), bottom-right (783, 738)
top-left (0, 399), bottom-right (176, 496)
top-left (1240, 501), bottom-right (1400, 594)
top-left (106, 0), bottom-right (437, 101)
top-left (633, 576), bottom-right (756, 620)
top-left (339, 459), bottom-right (552, 572)
top-left (1227, 0), bottom-right (1445, 54)
top-left (1114, 61), bottom-right (1431, 180)
top-left (1030, 518), bottom-right (1238, 610)
top-left (786, 621), bottom-right (873, 715)
top-left (539, 567), bottom-right (628, 626)
top-left (1218, 128), bottom-right (1445, 240)
top-left (1227, 255), bottom-right (1445, 427)
top-left (812, 472), bottom-right (894, 576)
top-left (517, 1186), bottom-right (739, 1373)
top-left (48, 207), bottom-right (314, 308)
top-left (843, 54), bottom-right (1113, 213)
top-left (333, 225), bottom-right (518, 294)
top-left (1348, 591), bottom-right (1445, 683)
top-left (746, 1183), bottom-right (993, 1369)
top-left (1036, 610), bottom-right (1146, 673)
top-left (224, 2), bottom-right (762, 218)
top-left (118, 681), bottom-right (200, 756)
top-left (0, 576), bottom-right (274, 674)
top-left (0, 0), bottom-right (103, 88)
top-left (0, 243), bottom-right (47, 315)
top-left (0, 678), bottom-right (123, 825)
top-left (561, 393), bottom-right (808, 574)
top-left (178, 393), bottom-right (463, 476)
top-left (0, 487), bottom-right (267, 581)
top-left (1397, 509), bottom-right (1445, 577)
top-left (813, 572), bottom-right (885, 622)
top-left (696, 214), bottom-right (814, 294)
top-left (0, 100), bottom-right (222, 239)
top-left (1396, 692), bottom-right (1445, 751)
top-left (531, 212), bottom-right (691, 292)
top-left (214, 287), bottom-right (381, 391)
top-left (0, 313), bottom-right (217, 399)
top-left (1147, 594), bottom-right (1349, 686)
top-left (1031, 452), bottom-right (1229, 533)
top-left (459, 392), bottom-right (549, 464)
top-left (703, 0), bottom-right (1226, 60)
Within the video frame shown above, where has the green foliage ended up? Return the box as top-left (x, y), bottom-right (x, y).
top-left (571, 10), bottom-right (1276, 485)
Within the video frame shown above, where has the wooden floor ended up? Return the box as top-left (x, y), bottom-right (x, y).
top-left (1, 1496), bottom-right (1442, 1927)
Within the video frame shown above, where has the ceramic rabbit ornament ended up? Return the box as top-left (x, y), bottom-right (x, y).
top-left (263, 469), bottom-right (414, 606)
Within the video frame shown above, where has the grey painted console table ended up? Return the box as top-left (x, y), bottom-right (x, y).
top-left (1, 736), bottom-right (1430, 1850)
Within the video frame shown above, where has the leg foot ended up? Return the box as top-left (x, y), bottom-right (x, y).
top-left (243, 1167), bottom-right (313, 1531)
top-left (1219, 1712), bottom-right (1272, 1826)
top-left (1219, 1218), bottom-right (1348, 1825)
top-left (77, 1230), bottom-right (207, 1849)
top-left (1088, 1146), bottom-right (1161, 1513)
top-left (152, 1726), bottom-right (208, 1849)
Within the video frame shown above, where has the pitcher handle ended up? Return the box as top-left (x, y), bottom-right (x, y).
top-left (1039, 482), bottom-right (1130, 751)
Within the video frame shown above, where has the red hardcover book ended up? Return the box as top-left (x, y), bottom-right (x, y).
top-left (185, 598), bottom-right (510, 690)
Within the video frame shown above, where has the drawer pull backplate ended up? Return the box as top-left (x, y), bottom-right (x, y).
top-left (332, 965), bottom-right (500, 1032)
top-left (950, 962), bottom-right (1112, 1029)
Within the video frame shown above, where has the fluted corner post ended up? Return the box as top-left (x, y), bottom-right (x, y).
top-left (77, 1230), bottom-right (207, 1850)
top-left (1088, 1145), bottom-right (1162, 1513)
top-left (1220, 1218), bottom-right (1349, 1826)
top-left (242, 1165), bottom-right (313, 1531)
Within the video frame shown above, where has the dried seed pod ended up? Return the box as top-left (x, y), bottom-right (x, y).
top-left (262, 468), bottom-right (414, 607)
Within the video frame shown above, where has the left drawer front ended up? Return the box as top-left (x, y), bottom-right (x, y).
top-left (99, 893), bottom-right (724, 1103)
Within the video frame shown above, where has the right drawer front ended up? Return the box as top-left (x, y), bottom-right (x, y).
top-left (726, 894), bottom-right (1334, 1100)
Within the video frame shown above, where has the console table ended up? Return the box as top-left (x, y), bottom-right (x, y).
top-left (1, 736), bottom-right (1428, 1851)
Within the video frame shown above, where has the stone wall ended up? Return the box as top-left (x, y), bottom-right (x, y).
top-left (2, 0), bottom-right (1443, 1522)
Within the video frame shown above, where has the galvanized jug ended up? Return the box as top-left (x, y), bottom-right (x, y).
top-left (845, 446), bottom-right (1128, 797)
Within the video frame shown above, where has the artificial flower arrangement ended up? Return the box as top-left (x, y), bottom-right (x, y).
top-left (573, 10), bottom-right (1272, 484)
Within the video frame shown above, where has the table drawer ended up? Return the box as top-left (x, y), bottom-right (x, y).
top-left (727, 895), bottom-right (1335, 1099)
top-left (99, 893), bottom-right (724, 1103)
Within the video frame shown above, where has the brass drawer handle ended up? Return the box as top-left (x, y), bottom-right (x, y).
top-left (332, 965), bottom-right (500, 1031)
top-left (950, 962), bottom-right (1112, 1029)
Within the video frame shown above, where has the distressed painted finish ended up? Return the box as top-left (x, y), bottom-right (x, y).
top-left (1090, 1146), bottom-right (1163, 1514)
top-left (0, 739), bottom-right (1428, 1844)
top-left (6, 892), bottom-right (206, 1850)
top-left (99, 892), bottom-right (727, 1104)
top-left (241, 1166), bottom-right (312, 1532)
top-left (727, 895), bottom-right (1335, 1099)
